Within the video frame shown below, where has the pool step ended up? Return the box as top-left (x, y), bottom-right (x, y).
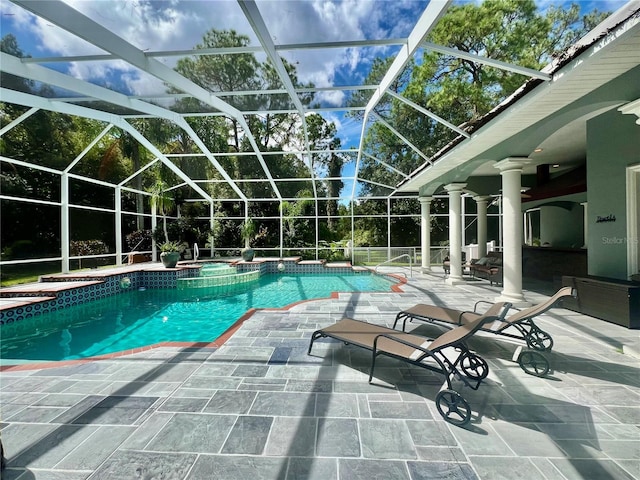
top-left (200, 265), bottom-right (238, 277)
top-left (177, 270), bottom-right (260, 289)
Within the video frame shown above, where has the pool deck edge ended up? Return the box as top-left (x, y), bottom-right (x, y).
top-left (0, 267), bottom-right (405, 370)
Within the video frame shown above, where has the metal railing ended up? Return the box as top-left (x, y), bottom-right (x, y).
top-left (374, 254), bottom-right (413, 278)
top-left (122, 237), bottom-right (148, 264)
top-left (352, 246), bottom-right (449, 266)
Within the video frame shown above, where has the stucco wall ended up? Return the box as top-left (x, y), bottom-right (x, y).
top-left (586, 109), bottom-right (640, 279)
top-left (540, 204), bottom-right (584, 248)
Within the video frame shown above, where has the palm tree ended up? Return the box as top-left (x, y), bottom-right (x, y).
top-left (241, 217), bottom-right (257, 249)
top-left (149, 180), bottom-right (174, 243)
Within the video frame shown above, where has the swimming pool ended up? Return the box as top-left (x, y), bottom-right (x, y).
top-left (0, 272), bottom-right (396, 362)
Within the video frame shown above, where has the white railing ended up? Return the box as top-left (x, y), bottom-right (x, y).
top-left (352, 246), bottom-right (450, 266)
top-left (462, 241), bottom-right (498, 260)
top-left (0, 243), bottom-right (494, 281)
top-left (122, 237), bottom-right (148, 264)
top-left (374, 254), bottom-right (412, 277)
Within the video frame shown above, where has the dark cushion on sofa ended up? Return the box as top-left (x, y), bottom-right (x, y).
top-left (468, 251), bottom-right (503, 285)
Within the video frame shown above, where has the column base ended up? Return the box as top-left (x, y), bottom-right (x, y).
top-left (421, 266), bottom-right (432, 273)
top-left (494, 291), bottom-right (531, 308)
top-left (446, 275), bottom-right (466, 286)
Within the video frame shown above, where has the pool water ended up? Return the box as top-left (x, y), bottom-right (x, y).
top-left (1, 273), bottom-right (395, 362)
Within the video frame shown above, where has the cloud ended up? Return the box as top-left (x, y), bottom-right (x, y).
top-left (0, 0), bottom-right (105, 56)
top-left (314, 90), bottom-right (346, 107)
top-left (2, 0), bottom-right (428, 103)
top-left (320, 111), bottom-right (365, 149)
top-left (3, 0), bottom-right (619, 133)
top-left (254, 0), bottom-right (421, 97)
top-left (2, 0), bottom-right (240, 95)
top-left (65, 0), bottom-right (204, 52)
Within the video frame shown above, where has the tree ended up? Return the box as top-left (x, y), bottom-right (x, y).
top-left (350, 0), bottom-right (609, 198)
top-left (410, 0), bottom-right (606, 126)
top-left (305, 114), bottom-right (345, 230)
top-left (281, 190), bottom-right (314, 248)
top-left (349, 56), bottom-right (413, 119)
top-left (240, 217), bottom-right (257, 250)
top-left (115, 121), bottom-right (150, 230)
top-left (149, 180), bottom-right (175, 243)
top-left (343, 1), bottom-right (608, 249)
top-left (173, 29), bottom-right (316, 191)
top-left (171, 28), bottom-right (320, 247)
top-left (173, 29), bottom-right (261, 154)
top-left (0, 108), bottom-right (119, 256)
top-left (0, 34), bottom-right (34, 94)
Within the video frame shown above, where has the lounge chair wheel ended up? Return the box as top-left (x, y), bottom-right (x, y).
top-left (435, 389), bottom-right (471, 426)
top-left (526, 329), bottom-right (554, 352)
top-left (518, 350), bottom-right (550, 377)
top-left (460, 352), bottom-right (489, 380)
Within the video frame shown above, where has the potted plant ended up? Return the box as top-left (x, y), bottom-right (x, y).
top-left (240, 218), bottom-right (257, 262)
top-left (159, 240), bottom-right (182, 268)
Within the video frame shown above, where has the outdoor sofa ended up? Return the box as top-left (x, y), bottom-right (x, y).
top-left (468, 251), bottom-right (503, 285)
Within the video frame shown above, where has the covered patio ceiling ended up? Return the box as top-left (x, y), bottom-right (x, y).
top-left (1, 0), bottom-right (638, 205)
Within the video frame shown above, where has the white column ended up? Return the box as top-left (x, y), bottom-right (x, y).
top-left (387, 197), bottom-right (392, 262)
top-left (495, 158), bottom-right (531, 306)
top-left (61, 174), bottom-right (70, 273)
top-left (210, 202), bottom-right (215, 258)
top-left (474, 196), bottom-right (490, 258)
top-left (315, 199), bottom-right (320, 260)
top-left (350, 201), bottom-right (355, 263)
top-left (419, 196), bottom-right (433, 272)
top-left (497, 197), bottom-right (503, 251)
top-left (445, 183), bottom-right (466, 285)
top-left (279, 200), bottom-right (284, 259)
top-left (461, 194), bottom-right (467, 247)
top-left (115, 186), bottom-right (123, 266)
top-left (151, 204), bottom-right (158, 262)
top-left (581, 202), bottom-right (588, 249)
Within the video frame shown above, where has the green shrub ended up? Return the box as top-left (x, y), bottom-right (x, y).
top-left (126, 229), bottom-right (152, 251)
top-left (2, 240), bottom-right (37, 260)
top-left (159, 241), bottom-right (182, 253)
top-left (70, 240), bottom-right (108, 256)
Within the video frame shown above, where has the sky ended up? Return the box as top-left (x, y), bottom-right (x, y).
top-left (0, 0), bottom-right (433, 150)
top-left (0, 0), bottom-right (630, 197)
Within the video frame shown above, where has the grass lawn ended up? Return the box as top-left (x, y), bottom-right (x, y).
top-left (0, 261), bottom-right (65, 287)
top-left (0, 260), bottom-right (115, 287)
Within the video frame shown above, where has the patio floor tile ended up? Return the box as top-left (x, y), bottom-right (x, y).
top-left (2, 270), bottom-right (639, 480)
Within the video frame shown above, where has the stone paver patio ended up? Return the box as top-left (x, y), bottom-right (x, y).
top-left (1, 270), bottom-right (639, 479)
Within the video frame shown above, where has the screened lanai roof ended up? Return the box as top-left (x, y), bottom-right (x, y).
top-left (0, 0), bottom-right (635, 205)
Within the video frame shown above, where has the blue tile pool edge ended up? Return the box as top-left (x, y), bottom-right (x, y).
top-left (0, 261), bottom-right (399, 326)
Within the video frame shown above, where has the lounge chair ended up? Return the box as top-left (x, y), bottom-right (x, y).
top-left (307, 314), bottom-right (499, 426)
top-left (393, 287), bottom-right (576, 376)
